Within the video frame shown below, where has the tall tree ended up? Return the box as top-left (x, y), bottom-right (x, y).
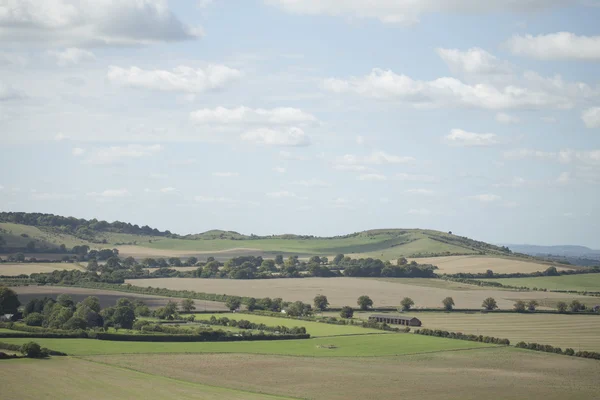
top-left (400, 297), bottom-right (414, 311)
top-left (482, 297), bottom-right (498, 311)
top-left (313, 295), bottom-right (329, 312)
top-left (442, 297), bottom-right (455, 311)
top-left (225, 297), bottom-right (242, 312)
top-left (357, 295), bottom-right (373, 311)
top-left (0, 286), bottom-right (21, 314)
top-left (340, 306), bottom-right (354, 319)
top-left (181, 298), bottom-right (196, 312)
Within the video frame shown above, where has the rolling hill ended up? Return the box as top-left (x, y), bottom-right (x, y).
top-left (1, 212), bottom-right (514, 261)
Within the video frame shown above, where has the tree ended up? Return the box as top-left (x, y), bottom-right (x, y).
top-left (274, 255), bottom-right (284, 265)
top-left (112, 306), bottom-right (136, 329)
top-left (225, 297), bottom-right (242, 312)
top-left (313, 294), bottom-right (329, 312)
top-left (21, 342), bottom-right (44, 358)
top-left (24, 312), bottom-right (44, 326)
top-left (0, 286), bottom-right (21, 314)
top-left (357, 295), bottom-right (373, 311)
top-left (570, 300), bottom-right (583, 313)
top-left (260, 259), bottom-right (277, 272)
top-left (309, 256), bottom-right (321, 265)
top-left (482, 297), bottom-right (498, 311)
top-left (442, 297), bottom-right (455, 311)
top-left (333, 254), bottom-right (344, 265)
top-left (321, 257), bottom-right (329, 265)
top-left (48, 306), bottom-right (73, 328)
top-left (78, 296), bottom-right (101, 313)
top-left (15, 252), bottom-right (25, 262)
top-left (63, 316), bottom-right (88, 330)
top-left (527, 300), bottom-right (539, 312)
top-left (513, 300), bottom-right (526, 312)
top-left (181, 298), bottom-right (196, 313)
top-left (25, 240), bottom-right (36, 252)
top-left (134, 304), bottom-right (151, 317)
top-left (400, 297), bottom-right (414, 311)
top-left (556, 301), bottom-right (568, 313)
top-left (187, 256), bottom-right (198, 266)
top-left (485, 269), bottom-right (494, 278)
top-left (168, 257), bottom-right (182, 267)
top-left (544, 266), bottom-right (559, 276)
top-left (246, 297), bottom-right (257, 311)
top-left (340, 306), bottom-right (354, 319)
top-left (397, 257), bottom-right (407, 266)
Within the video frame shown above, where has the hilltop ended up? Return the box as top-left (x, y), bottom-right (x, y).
top-left (0, 211), bottom-right (513, 260)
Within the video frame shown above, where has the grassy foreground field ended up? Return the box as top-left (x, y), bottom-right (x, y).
top-left (84, 348), bottom-right (600, 400)
top-left (480, 274), bottom-right (600, 292)
top-left (341, 311), bottom-right (600, 352)
top-left (0, 333), bottom-right (493, 357)
top-left (126, 277), bottom-right (592, 309)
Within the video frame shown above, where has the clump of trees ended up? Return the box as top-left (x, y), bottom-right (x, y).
top-left (0, 286), bottom-right (21, 315)
top-left (515, 341), bottom-right (600, 360)
top-left (339, 306), bottom-right (354, 319)
top-left (415, 328), bottom-right (510, 345)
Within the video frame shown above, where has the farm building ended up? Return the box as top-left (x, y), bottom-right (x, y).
top-left (369, 314), bottom-right (422, 327)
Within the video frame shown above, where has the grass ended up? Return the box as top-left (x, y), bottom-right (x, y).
top-left (344, 311), bottom-right (600, 352)
top-left (85, 348), bottom-right (600, 400)
top-left (0, 357), bottom-right (292, 400)
top-left (192, 313), bottom-right (384, 337)
top-left (479, 274), bottom-right (600, 292)
top-left (0, 263), bottom-right (85, 276)
top-left (126, 277), bottom-right (593, 309)
top-left (0, 333), bottom-right (494, 357)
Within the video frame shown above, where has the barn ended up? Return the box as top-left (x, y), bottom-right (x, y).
top-left (369, 314), bottom-right (422, 327)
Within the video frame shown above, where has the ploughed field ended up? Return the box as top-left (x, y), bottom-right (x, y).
top-left (125, 277), bottom-right (592, 309)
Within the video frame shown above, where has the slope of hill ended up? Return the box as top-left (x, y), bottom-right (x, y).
top-left (0, 212), bottom-right (514, 260)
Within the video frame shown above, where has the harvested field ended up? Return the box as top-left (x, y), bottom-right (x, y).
top-left (86, 348), bottom-right (600, 400)
top-left (406, 255), bottom-right (568, 274)
top-left (0, 333), bottom-right (493, 357)
top-left (0, 357), bottom-right (287, 400)
top-left (9, 285), bottom-right (228, 311)
top-left (0, 263), bottom-right (85, 276)
top-left (117, 245), bottom-right (267, 260)
top-left (480, 274), bottom-right (600, 292)
top-left (347, 311), bottom-right (600, 352)
top-left (126, 277), bottom-right (592, 309)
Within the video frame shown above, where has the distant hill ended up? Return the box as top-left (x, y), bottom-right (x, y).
top-left (0, 211), bottom-right (515, 260)
top-left (505, 244), bottom-right (600, 267)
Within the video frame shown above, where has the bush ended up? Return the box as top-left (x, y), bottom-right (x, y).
top-left (20, 341), bottom-right (46, 358)
top-left (339, 306), bottom-right (354, 319)
top-left (24, 312), bottom-right (44, 327)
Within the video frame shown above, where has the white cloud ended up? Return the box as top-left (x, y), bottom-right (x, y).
top-left (241, 127), bottom-right (310, 147)
top-left (72, 147), bottom-right (85, 156)
top-left (266, 0), bottom-right (569, 26)
top-left (0, 52), bottom-right (27, 67)
top-left (408, 208), bottom-right (432, 215)
top-left (503, 148), bottom-right (556, 161)
top-left (190, 106), bottom-right (316, 125)
top-left (213, 172), bottom-right (239, 177)
top-left (445, 129), bottom-right (499, 147)
top-left (159, 187), bottom-right (176, 193)
top-left (396, 173), bottom-right (438, 183)
top-left (333, 164), bottom-right (368, 172)
top-left (86, 144), bottom-right (163, 165)
top-left (0, 184), bottom-right (4, 190)
top-left (506, 32), bottom-right (600, 61)
top-left (0, 0), bottom-right (202, 46)
top-left (356, 135), bottom-right (365, 145)
top-left (436, 47), bottom-right (512, 75)
top-left (582, 107), bottom-right (600, 128)
top-left (556, 172), bottom-right (571, 184)
top-left (31, 192), bottom-right (75, 200)
top-left (54, 133), bottom-right (68, 141)
top-left (494, 177), bottom-right (526, 188)
top-left (357, 173), bottom-right (387, 181)
top-left (406, 188), bottom-right (434, 195)
top-left (273, 166), bottom-right (286, 174)
top-left (541, 116), bottom-right (557, 124)
top-left (48, 47), bottom-right (95, 66)
top-left (331, 197), bottom-right (353, 209)
top-left (336, 151), bottom-right (414, 166)
top-left (470, 194), bottom-right (501, 202)
top-left (0, 82), bottom-right (22, 101)
top-left (87, 189), bottom-right (131, 198)
top-left (292, 179), bottom-right (330, 187)
top-left (194, 195), bottom-right (236, 204)
top-left (324, 68), bottom-right (577, 110)
top-left (496, 112), bottom-right (520, 124)
top-left (108, 65), bottom-right (242, 93)
top-left (266, 190), bottom-right (298, 198)
top-left (504, 148), bottom-right (600, 166)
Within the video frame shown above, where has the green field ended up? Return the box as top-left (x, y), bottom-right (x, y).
top-left (0, 333), bottom-right (494, 357)
top-left (479, 274), bottom-right (600, 292)
top-left (193, 313), bottom-right (384, 337)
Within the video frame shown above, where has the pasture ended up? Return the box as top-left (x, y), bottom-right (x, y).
top-left (126, 277), bottom-right (592, 309)
top-left (406, 255), bottom-right (567, 274)
top-left (85, 348), bottom-right (600, 400)
top-left (0, 263), bottom-right (85, 276)
top-left (480, 274), bottom-right (600, 292)
top-left (8, 285), bottom-right (229, 311)
top-left (0, 333), bottom-right (493, 357)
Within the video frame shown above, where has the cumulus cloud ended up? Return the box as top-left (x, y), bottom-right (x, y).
top-left (48, 47), bottom-right (95, 66)
top-left (241, 127), bottom-right (310, 147)
top-left (406, 188), bottom-right (434, 195)
top-left (273, 166), bottom-right (286, 174)
top-left (265, 0), bottom-right (570, 25)
top-left (470, 194), bottom-right (501, 202)
top-left (496, 112), bottom-right (520, 124)
top-left (107, 65), bottom-right (242, 93)
top-left (292, 179), bottom-right (330, 187)
top-left (323, 68), bottom-right (580, 110)
top-left (445, 129), bottom-right (499, 147)
top-left (505, 32), bottom-right (600, 61)
top-left (436, 47), bottom-right (513, 75)
top-left (357, 173), bottom-right (387, 181)
top-left (0, 52), bottom-right (27, 67)
top-left (504, 148), bottom-right (600, 166)
top-left (266, 190), bottom-right (299, 198)
top-left (86, 144), bottom-right (163, 164)
top-left (71, 147), bottom-right (85, 156)
top-left (159, 187), bottom-right (176, 193)
top-left (87, 189), bottom-right (131, 198)
top-left (336, 151), bottom-right (414, 166)
top-left (190, 106), bottom-right (316, 125)
top-left (0, 0), bottom-right (202, 47)
top-left (582, 107), bottom-right (600, 128)
top-left (556, 172), bottom-right (571, 184)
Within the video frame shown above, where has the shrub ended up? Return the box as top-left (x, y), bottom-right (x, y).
top-left (24, 312), bottom-right (44, 327)
top-left (20, 341), bottom-right (46, 358)
top-left (339, 306), bottom-right (354, 319)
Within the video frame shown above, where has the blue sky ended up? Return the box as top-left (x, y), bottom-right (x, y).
top-left (1, 0), bottom-right (599, 247)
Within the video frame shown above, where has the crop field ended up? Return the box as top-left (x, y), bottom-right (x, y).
top-left (83, 348), bottom-right (600, 400)
top-left (0, 333), bottom-right (492, 357)
top-left (193, 313), bottom-right (384, 337)
top-left (0, 263), bottom-right (85, 276)
top-left (126, 277), bottom-right (592, 310)
top-left (344, 311), bottom-right (600, 352)
top-left (0, 357), bottom-right (288, 400)
top-left (406, 255), bottom-right (568, 274)
top-left (8, 285), bottom-right (229, 311)
top-left (479, 274), bottom-right (600, 292)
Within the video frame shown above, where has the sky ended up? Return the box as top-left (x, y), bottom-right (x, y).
top-left (0, 0), bottom-right (599, 247)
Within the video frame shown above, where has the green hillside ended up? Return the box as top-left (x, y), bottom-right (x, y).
top-left (0, 212), bottom-right (515, 260)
